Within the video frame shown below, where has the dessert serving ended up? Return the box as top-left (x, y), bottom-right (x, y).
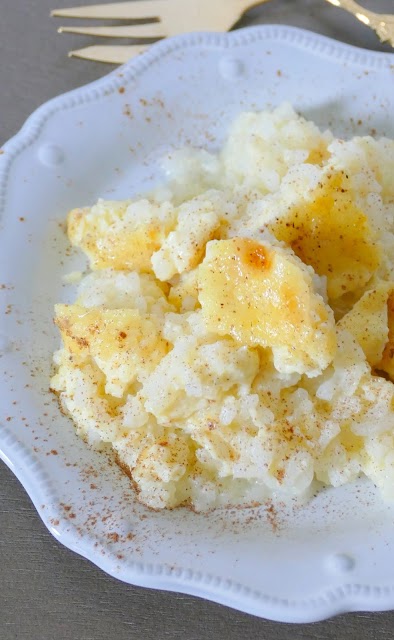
top-left (51, 103), bottom-right (394, 512)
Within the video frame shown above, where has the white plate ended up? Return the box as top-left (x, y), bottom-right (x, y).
top-left (1, 26), bottom-right (394, 623)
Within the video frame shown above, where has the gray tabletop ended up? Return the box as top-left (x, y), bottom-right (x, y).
top-left (1, 1), bottom-right (394, 638)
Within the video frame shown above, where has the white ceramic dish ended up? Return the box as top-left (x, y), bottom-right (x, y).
top-left (1, 26), bottom-right (394, 623)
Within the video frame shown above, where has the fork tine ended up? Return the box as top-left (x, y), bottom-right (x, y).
top-left (51, 1), bottom-right (163, 20)
top-left (69, 44), bottom-right (147, 63)
top-left (59, 23), bottom-right (165, 38)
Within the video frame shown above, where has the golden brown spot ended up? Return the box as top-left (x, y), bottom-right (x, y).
top-left (243, 244), bottom-right (270, 270)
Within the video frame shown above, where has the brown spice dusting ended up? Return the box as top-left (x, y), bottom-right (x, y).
top-left (118, 86), bottom-right (125, 94)
top-left (107, 532), bottom-right (120, 542)
top-left (265, 500), bottom-right (280, 533)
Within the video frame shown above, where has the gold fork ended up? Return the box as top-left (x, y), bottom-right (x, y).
top-left (325, 0), bottom-right (394, 47)
top-left (52, 0), bottom-right (394, 64)
top-left (51, 0), bottom-right (272, 63)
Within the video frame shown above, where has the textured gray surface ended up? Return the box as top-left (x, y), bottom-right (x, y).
top-left (1, 0), bottom-right (394, 638)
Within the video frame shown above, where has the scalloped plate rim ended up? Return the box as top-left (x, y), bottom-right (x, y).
top-left (1, 25), bottom-right (394, 623)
